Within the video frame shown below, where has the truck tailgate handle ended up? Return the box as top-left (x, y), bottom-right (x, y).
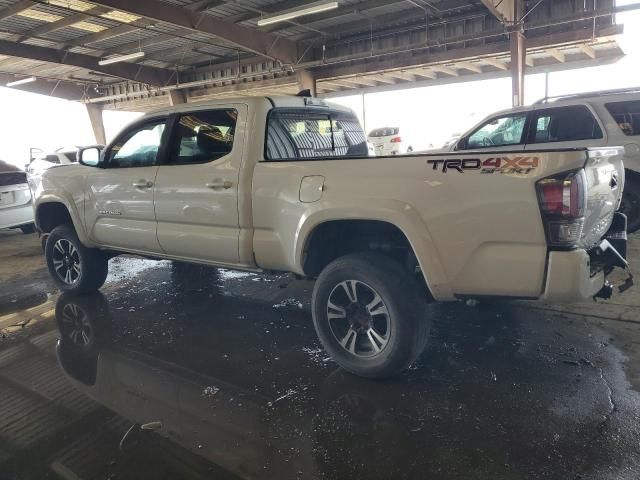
top-left (206, 179), bottom-right (233, 190)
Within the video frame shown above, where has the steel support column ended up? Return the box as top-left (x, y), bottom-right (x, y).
top-left (510, 31), bottom-right (526, 106)
top-left (296, 70), bottom-right (317, 97)
top-left (86, 104), bottom-right (106, 145)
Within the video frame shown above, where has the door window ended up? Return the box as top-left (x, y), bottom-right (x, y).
top-left (107, 120), bottom-right (166, 168)
top-left (605, 100), bottom-right (640, 136)
top-left (465, 114), bottom-right (527, 149)
top-left (529, 106), bottom-right (603, 144)
top-left (167, 110), bottom-right (238, 165)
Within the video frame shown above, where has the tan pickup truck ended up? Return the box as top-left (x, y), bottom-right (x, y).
top-left (34, 95), bottom-right (632, 378)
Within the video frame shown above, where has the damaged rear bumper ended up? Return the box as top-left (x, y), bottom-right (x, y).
top-left (541, 213), bottom-right (633, 303)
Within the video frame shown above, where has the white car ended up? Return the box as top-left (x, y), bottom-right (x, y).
top-left (367, 127), bottom-right (412, 156)
top-left (0, 160), bottom-right (35, 234)
top-left (447, 87), bottom-right (640, 232)
top-left (27, 148), bottom-right (79, 177)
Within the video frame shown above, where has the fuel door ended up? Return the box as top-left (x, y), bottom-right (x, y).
top-left (299, 175), bottom-right (325, 203)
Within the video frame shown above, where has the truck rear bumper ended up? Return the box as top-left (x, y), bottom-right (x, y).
top-left (542, 213), bottom-right (632, 303)
top-left (541, 249), bottom-right (604, 303)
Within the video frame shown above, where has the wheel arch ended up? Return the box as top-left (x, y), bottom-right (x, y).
top-left (35, 195), bottom-right (92, 246)
top-left (295, 208), bottom-right (453, 301)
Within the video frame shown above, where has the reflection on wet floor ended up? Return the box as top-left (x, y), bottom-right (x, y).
top-left (2, 261), bottom-right (640, 479)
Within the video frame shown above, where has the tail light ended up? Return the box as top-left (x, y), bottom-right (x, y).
top-left (390, 137), bottom-right (402, 143)
top-left (536, 170), bottom-right (587, 248)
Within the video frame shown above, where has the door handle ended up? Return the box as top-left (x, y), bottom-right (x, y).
top-left (206, 179), bottom-right (233, 190)
top-left (132, 180), bottom-right (153, 189)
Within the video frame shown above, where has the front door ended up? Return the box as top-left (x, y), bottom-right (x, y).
top-left (154, 106), bottom-right (246, 265)
top-left (85, 117), bottom-right (167, 253)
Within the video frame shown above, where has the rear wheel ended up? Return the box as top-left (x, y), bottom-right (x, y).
top-left (620, 177), bottom-right (640, 233)
top-left (45, 224), bottom-right (108, 294)
top-left (312, 253), bottom-right (430, 378)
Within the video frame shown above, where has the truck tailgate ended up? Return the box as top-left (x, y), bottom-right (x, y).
top-left (581, 147), bottom-right (626, 249)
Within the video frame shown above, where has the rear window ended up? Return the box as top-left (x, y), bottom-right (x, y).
top-left (368, 128), bottom-right (399, 137)
top-left (605, 100), bottom-right (640, 136)
top-left (266, 108), bottom-right (368, 161)
top-left (529, 105), bottom-right (603, 143)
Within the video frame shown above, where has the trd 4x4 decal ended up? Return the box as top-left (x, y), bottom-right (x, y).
top-left (427, 157), bottom-right (539, 174)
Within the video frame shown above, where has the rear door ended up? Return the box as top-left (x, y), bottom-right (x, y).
top-left (154, 106), bottom-right (246, 264)
top-left (524, 105), bottom-right (605, 151)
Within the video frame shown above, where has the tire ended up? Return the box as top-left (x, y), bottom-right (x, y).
top-left (45, 224), bottom-right (108, 294)
top-left (20, 223), bottom-right (36, 234)
top-left (55, 292), bottom-right (111, 355)
top-left (620, 176), bottom-right (640, 233)
top-left (312, 253), bottom-right (430, 378)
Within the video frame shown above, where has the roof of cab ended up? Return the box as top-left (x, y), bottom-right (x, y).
top-left (140, 94), bottom-right (355, 118)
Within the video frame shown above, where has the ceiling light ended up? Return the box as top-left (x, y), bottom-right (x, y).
top-left (98, 51), bottom-right (145, 65)
top-left (257, 1), bottom-right (339, 26)
top-left (6, 77), bottom-right (36, 87)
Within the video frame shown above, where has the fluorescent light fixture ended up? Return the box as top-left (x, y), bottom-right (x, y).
top-left (257, 1), bottom-right (339, 26)
top-left (6, 76), bottom-right (36, 87)
top-left (98, 51), bottom-right (145, 66)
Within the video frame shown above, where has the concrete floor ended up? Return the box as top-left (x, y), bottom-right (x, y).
top-left (1, 229), bottom-right (640, 479)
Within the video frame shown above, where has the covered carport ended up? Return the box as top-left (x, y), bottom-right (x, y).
top-left (2, 2), bottom-right (640, 479)
top-left (0, 0), bottom-right (635, 144)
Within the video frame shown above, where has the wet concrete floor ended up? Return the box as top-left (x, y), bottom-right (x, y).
top-left (1, 230), bottom-right (640, 479)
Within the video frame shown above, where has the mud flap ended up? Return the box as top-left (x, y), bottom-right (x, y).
top-left (592, 213), bottom-right (634, 300)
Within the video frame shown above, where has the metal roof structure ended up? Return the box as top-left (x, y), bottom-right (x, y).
top-left (0, 0), bottom-right (634, 111)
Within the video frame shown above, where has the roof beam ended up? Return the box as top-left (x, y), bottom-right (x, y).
top-left (0, 72), bottom-right (85, 100)
top-left (0, 0), bottom-right (34, 21)
top-left (457, 62), bottom-right (483, 73)
top-left (579, 44), bottom-right (596, 59)
top-left (482, 57), bottom-right (509, 70)
top-left (87, 0), bottom-right (298, 63)
top-left (546, 48), bottom-right (566, 63)
top-left (480, 0), bottom-right (520, 24)
top-left (59, 1), bottom-right (222, 50)
top-left (431, 65), bottom-right (459, 77)
top-left (262, 0), bottom-right (406, 32)
top-left (0, 39), bottom-right (174, 86)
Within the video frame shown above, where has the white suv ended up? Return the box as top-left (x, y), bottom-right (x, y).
top-left (449, 88), bottom-right (640, 232)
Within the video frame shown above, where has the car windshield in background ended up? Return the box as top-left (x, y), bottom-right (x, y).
top-left (368, 127), bottom-right (399, 137)
top-left (266, 108), bottom-right (369, 161)
top-left (606, 100), bottom-right (640, 136)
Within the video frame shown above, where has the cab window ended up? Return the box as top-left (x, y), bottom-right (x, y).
top-left (266, 108), bottom-right (368, 160)
top-left (465, 114), bottom-right (527, 149)
top-left (605, 100), bottom-right (640, 136)
top-left (529, 106), bottom-right (603, 143)
top-left (107, 119), bottom-right (166, 168)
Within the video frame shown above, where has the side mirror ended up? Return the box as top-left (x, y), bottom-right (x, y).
top-left (78, 145), bottom-right (104, 167)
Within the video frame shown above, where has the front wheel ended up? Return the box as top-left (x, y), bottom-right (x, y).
top-left (620, 177), bottom-right (640, 233)
top-left (312, 253), bottom-right (430, 378)
top-left (45, 224), bottom-right (108, 294)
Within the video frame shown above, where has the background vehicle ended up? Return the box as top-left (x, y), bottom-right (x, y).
top-left (0, 160), bottom-right (35, 234)
top-left (367, 127), bottom-right (413, 156)
top-left (447, 87), bottom-right (640, 232)
top-left (26, 147), bottom-right (80, 177)
top-left (34, 95), bottom-right (630, 378)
